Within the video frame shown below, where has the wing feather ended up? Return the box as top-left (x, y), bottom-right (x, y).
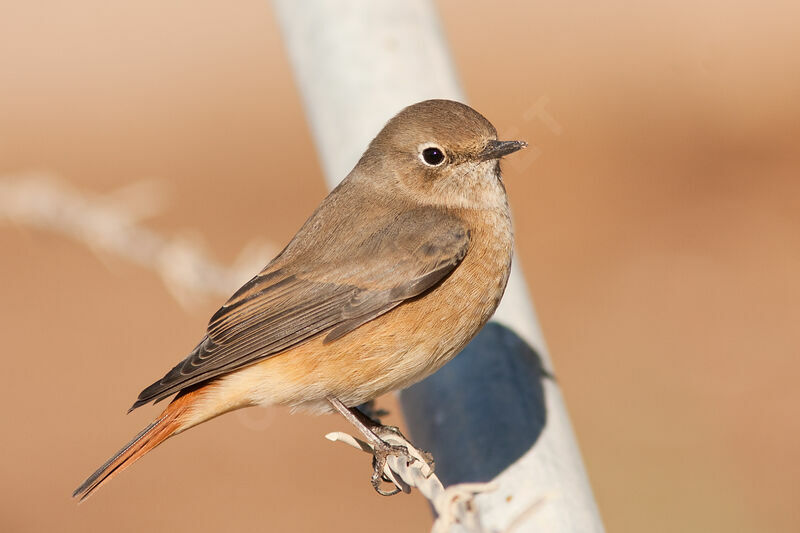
top-left (130, 208), bottom-right (469, 410)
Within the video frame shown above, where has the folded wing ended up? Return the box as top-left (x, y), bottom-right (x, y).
top-left (130, 207), bottom-right (470, 410)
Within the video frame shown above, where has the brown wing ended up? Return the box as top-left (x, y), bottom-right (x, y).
top-left (130, 208), bottom-right (470, 410)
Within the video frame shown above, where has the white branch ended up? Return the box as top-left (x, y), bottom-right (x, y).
top-left (326, 430), bottom-right (554, 533)
top-left (326, 431), bottom-right (497, 533)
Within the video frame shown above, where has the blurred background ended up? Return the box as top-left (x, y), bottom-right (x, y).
top-left (1, 1), bottom-right (798, 532)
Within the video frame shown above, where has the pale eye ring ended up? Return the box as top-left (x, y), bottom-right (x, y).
top-left (419, 144), bottom-right (446, 166)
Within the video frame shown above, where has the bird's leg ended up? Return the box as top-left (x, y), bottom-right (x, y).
top-left (328, 397), bottom-right (416, 496)
top-left (352, 407), bottom-right (435, 470)
top-left (353, 401), bottom-right (408, 442)
top-left (350, 404), bottom-right (436, 472)
top-left (352, 400), bottom-right (436, 472)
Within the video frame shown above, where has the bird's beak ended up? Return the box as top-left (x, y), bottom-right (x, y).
top-left (480, 140), bottom-right (528, 161)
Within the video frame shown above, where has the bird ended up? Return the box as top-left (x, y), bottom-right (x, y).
top-left (73, 99), bottom-right (526, 500)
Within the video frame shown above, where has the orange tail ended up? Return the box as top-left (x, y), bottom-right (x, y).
top-left (73, 392), bottom-right (195, 502)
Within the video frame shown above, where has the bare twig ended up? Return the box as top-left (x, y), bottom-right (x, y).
top-left (326, 431), bottom-right (497, 533)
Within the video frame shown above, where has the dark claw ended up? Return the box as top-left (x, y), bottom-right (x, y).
top-left (372, 424), bottom-right (407, 441)
top-left (372, 424), bottom-right (435, 474)
top-left (369, 440), bottom-right (413, 496)
top-left (327, 398), bottom-right (435, 495)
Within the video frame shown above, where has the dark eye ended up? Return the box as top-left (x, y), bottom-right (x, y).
top-left (421, 146), bottom-right (445, 166)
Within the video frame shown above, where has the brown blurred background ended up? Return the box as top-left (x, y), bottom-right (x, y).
top-left (1, 1), bottom-right (799, 532)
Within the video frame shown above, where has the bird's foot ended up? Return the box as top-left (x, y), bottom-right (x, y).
top-left (326, 397), bottom-right (434, 495)
top-left (371, 424), bottom-right (435, 472)
top-left (370, 438), bottom-right (414, 496)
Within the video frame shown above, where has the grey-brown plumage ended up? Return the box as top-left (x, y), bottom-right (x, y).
top-left (75, 99), bottom-right (526, 500)
top-left (131, 207), bottom-right (470, 409)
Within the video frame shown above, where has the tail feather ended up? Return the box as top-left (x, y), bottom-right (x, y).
top-left (73, 394), bottom-right (192, 501)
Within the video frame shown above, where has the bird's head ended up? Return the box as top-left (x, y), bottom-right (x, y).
top-left (356, 99), bottom-right (526, 210)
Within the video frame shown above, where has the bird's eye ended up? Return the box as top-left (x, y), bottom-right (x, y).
top-left (420, 146), bottom-right (446, 166)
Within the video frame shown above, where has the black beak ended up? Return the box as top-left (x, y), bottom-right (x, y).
top-left (480, 139), bottom-right (528, 161)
